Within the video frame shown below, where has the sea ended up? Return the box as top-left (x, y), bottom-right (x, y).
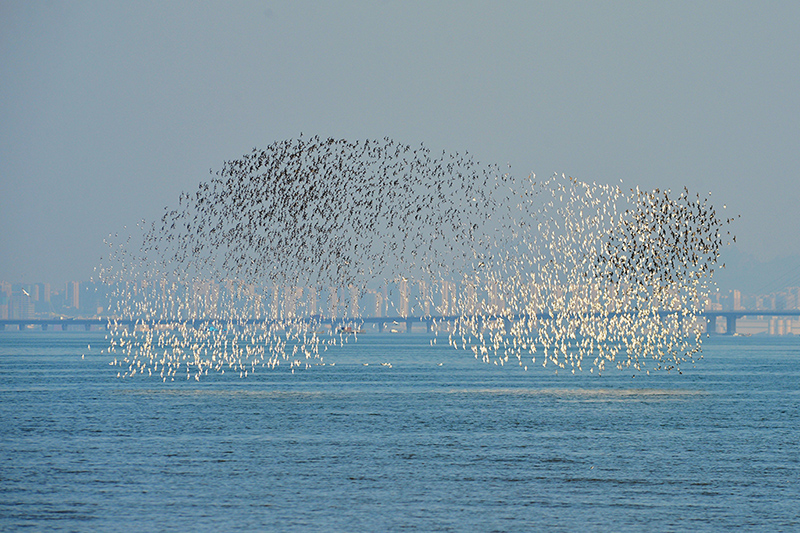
top-left (1, 330), bottom-right (798, 532)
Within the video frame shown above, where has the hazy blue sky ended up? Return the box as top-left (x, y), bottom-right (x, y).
top-left (2, 1), bottom-right (799, 288)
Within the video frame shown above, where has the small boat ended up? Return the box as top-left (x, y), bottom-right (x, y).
top-left (338, 326), bottom-right (365, 334)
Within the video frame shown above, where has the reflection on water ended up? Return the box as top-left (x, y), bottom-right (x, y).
top-left (445, 387), bottom-right (706, 398)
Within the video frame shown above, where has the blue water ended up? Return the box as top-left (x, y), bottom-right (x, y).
top-left (1, 332), bottom-right (799, 532)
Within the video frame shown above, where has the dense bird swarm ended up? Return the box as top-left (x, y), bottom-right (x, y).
top-left (97, 136), bottom-right (734, 380)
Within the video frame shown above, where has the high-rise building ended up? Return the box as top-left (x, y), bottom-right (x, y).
top-left (349, 286), bottom-right (359, 318)
top-left (66, 281), bottom-right (80, 310)
top-left (732, 289), bottom-right (742, 311)
top-left (0, 283), bottom-right (9, 319)
top-left (439, 282), bottom-right (450, 316)
top-left (11, 288), bottom-right (34, 319)
top-left (368, 289), bottom-right (383, 317)
top-left (398, 279), bottom-right (409, 318)
top-left (790, 287), bottom-right (800, 310)
top-left (464, 281), bottom-right (477, 315)
top-left (776, 292), bottom-right (788, 311)
top-left (307, 287), bottom-right (317, 316)
top-left (418, 281), bottom-right (430, 316)
top-left (488, 281), bottom-right (505, 313)
top-left (328, 286), bottom-right (339, 319)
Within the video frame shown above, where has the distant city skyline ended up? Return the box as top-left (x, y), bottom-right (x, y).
top-left (4, 273), bottom-right (800, 323)
top-left (4, 276), bottom-right (800, 338)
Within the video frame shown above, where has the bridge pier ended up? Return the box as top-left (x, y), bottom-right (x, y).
top-left (378, 321), bottom-right (384, 333)
top-left (406, 318), bottom-right (413, 333)
top-left (503, 317), bottom-right (512, 334)
top-left (726, 315), bottom-right (737, 335)
top-left (426, 319), bottom-right (432, 333)
top-left (706, 316), bottom-right (717, 335)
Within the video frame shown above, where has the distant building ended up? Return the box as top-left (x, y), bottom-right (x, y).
top-left (66, 281), bottom-right (80, 310)
top-left (0, 281), bottom-right (10, 318)
top-left (371, 290), bottom-right (383, 317)
top-left (720, 289), bottom-right (741, 311)
top-left (303, 287), bottom-right (314, 317)
top-left (398, 279), bottom-right (409, 318)
top-left (349, 285), bottom-right (359, 318)
top-left (486, 281), bottom-right (497, 313)
top-left (790, 287), bottom-right (800, 310)
top-left (11, 288), bottom-right (34, 319)
top-left (328, 286), bottom-right (339, 319)
top-left (439, 282), bottom-right (451, 316)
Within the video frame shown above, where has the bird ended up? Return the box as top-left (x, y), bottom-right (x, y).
top-left (98, 136), bottom-right (733, 379)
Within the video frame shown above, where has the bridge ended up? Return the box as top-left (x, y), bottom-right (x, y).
top-left (703, 310), bottom-right (800, 335)
top-left (2, 310), bottom-right (799, 335)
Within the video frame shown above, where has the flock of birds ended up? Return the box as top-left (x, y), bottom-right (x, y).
top-left (97, 136), bottom-right (734, 380)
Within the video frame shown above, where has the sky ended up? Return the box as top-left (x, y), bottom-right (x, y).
top-left (2, 1), bottom-right (799, 291)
